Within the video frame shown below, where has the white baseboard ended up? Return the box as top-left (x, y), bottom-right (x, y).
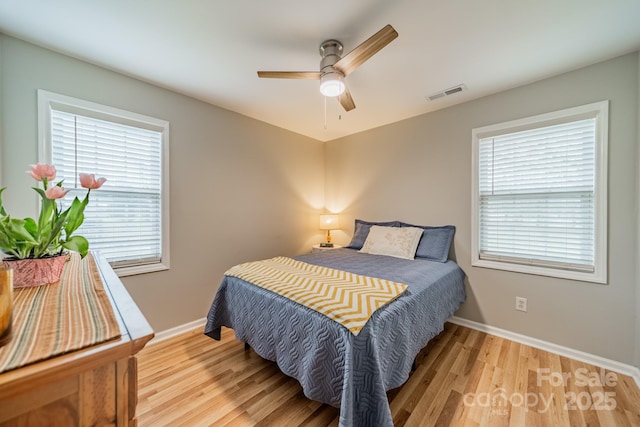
top-left (148, 317), bottom-right (207, 346)
top-left (448, 316), bottom-right (640, 389)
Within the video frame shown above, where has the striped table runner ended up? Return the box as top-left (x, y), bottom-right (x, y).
top-left (225, 256), bottom-right (407, 335)
top-left (0, 253), bottom-right (121, 373)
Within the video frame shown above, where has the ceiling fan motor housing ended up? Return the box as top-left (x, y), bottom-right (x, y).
top-left (319, 39), bottom-right (343, 72)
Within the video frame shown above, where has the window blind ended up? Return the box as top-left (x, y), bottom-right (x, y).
top-left (478, 118), bottom-right (596, 271)
top-left (51, 110), bottom-right (163, 267)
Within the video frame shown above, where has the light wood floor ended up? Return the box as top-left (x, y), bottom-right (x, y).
top-left (136, 323), bottom-right (640, 426)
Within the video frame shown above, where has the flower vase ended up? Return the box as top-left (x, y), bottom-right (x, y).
top-left (2, 254), bottom-right (69, 289)
top-left (0, 267), bottom-right (12, 347)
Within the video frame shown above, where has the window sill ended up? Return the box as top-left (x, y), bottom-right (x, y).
top-left (113, 262), bottom-right (169, 277)
top-left (471, 258), bottom-right (606, 284)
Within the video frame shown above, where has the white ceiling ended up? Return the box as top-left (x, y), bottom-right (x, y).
top-left (1, 1), bottom-right (639, 141)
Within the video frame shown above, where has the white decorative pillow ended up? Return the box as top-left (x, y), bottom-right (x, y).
top-left (359, 225), bottom-right (423, 260)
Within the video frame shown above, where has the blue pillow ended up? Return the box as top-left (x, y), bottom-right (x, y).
top-left (346, 219), bottom-right (401, 249)
top-left (399, 222), bottom-right (455, 262)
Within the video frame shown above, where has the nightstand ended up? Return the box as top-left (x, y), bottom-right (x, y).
top-left (312, 244), bottom-right (343, 253)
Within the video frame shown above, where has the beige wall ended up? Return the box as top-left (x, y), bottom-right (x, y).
top-left (326, 53), bottom-right (639, 365)
top-left (0, 35), bottom-right (325, 332)
top-left (1, 33), bottom-right (638, 367)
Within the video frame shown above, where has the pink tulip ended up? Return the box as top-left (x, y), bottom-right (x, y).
top-left (28, 163), bottom-right (56, 181)
top-left (45, 186), bottom-right (70, 200)
top-left (79, 173), bottom-right (107, 189)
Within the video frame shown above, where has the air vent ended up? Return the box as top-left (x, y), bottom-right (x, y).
top-left (427, 84), bottom-right (467, 101)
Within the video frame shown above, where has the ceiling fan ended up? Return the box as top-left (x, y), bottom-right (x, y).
top-left (257, 24), bottom-right (398, 112)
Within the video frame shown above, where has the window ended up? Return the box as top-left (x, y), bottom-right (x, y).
top-left (38, 90), bottom-right (170, 276)
top-left (471, 101), bottom-right (608, 283)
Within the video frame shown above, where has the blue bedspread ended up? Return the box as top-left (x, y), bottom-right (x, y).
top-left (205, 248), bottom-right (466, 426)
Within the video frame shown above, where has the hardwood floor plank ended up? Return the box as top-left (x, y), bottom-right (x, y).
top-left (434, 389), bottom-right (463, 426)
top-left (559, 356), bottom-right (587, 427)
top-left (136, 324), bottom-right (640, 426)
top-left (448, 359), bottom-right (486, 425)
top-left (404, 344), bottom-right (462, 426)
top-left (298, 404), bottom-right (340, 427)
top-left (547, 351), bottom-right (572, 426)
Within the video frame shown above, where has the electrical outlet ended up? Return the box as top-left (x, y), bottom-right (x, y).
top-left (515, 297), bottom-right (527, 312)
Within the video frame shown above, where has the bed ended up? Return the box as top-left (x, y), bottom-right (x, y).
top-left (204, 222), bottom-right (466, 426)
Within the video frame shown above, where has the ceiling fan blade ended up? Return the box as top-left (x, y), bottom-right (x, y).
top-left (257, 71), bottom-right (321, 79)
top-left (334, 25), bottom-right (398, 77)
top-left (339, 87), bottom-right (356, 111)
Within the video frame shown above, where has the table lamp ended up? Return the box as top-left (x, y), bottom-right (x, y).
top-left (319, 214), bottom-right (339, 247)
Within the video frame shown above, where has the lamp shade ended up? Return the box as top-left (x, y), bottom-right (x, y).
top-left (319, 214), bottom-right (339, 230)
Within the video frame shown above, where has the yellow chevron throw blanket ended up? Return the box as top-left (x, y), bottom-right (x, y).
top-left (224, 256), bottom-right (407, 335)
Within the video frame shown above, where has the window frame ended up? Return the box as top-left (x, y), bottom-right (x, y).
top-left (471, 101), bottom-right (608, 284)
top-left (37, 89), bottom-right (170, 277)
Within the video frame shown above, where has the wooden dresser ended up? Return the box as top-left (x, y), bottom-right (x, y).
top-left (0, 255), bottom-right (154, 426)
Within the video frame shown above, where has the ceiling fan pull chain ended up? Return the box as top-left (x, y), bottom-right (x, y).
top-left (324, 96), bottom-right (327, 130)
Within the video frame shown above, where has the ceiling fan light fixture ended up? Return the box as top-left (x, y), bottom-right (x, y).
top-left (320, 72), bottom-right (345, 97)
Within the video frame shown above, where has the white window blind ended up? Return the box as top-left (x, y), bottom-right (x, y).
top-left (51, 110), bottom-right (163, 267)
top-left (478, 119), bottom-right (595, 270)
top-left (471, 101), bottom-right (608, 283)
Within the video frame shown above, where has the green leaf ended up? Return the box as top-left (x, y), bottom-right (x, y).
top-left (0, 217), bottom-right (38, 258)
top-left (64, 196), bottom-right (86, 237)
top-left (0, 188), bottom-right (7, 216)
top-left (0, 215), bottom-right (24, 258)
top-left (32, 187), bottom-right (55, 238)
top-left (0, 229), bottom-right (15, 252)
top-left (23, 217), bottom-right (38, 238)
top-left (7, 218), bottom-right (38, 244)
top-left (34, 209), bottom-right (69, 258)
top-left (62, 235), bottom-right (89, 258)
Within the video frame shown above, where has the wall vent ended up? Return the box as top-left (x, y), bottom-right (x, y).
top-left (427, 84), bottom-right (467, 101)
